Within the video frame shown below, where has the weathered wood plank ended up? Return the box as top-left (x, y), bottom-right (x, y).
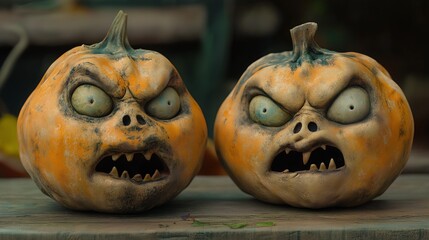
top-left (0, 175), bottom-right (429, 239)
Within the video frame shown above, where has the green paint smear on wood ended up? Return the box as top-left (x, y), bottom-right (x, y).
top-left (192, 220), bottom-right (210, 227)
top-left (256, 221), bottom-right (275, 227)
top-left (191, 219), bottom-right (275, 229)
top-left (224, 223), bottom-right (248, 229)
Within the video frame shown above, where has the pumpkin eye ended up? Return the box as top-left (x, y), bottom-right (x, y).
top-left (146, 87), bottom-right (181, 120)
top-left (327, 87), bottom-right (370, 124)
top-left (71, 84), bottom-right (113, 117)
top-left (249, 95), bottom-right (292, 127)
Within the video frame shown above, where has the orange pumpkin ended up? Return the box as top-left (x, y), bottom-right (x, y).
top-left (198, 139), bottom-right (227, 175)
top-left (214, 22), bottom-right (414, 208)
top-left (17, 11), bottom-right (207, 213)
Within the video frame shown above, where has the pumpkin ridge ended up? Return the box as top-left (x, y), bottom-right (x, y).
top-left (215, 22), bottom-right (414, 208)
top-left (233, 23), bottom-right (336, 96)
top-left (18, 10), bottom-right (207, 213)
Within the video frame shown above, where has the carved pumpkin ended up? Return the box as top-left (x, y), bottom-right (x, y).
top-left (214, 22), bottom-right (414, 208)
top-left (17, 11), bottom-right (207, 213)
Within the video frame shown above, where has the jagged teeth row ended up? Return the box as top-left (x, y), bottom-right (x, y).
top-left (285, 145), bottom-right (327, 165)
top-left (111, 152), bottom-right (153, 162)
top-left (282, 158), bottom-right (337, 173)
top-left (108, 167), bottom-right (161, 182)
top-left (309, 158), bottom-right (336, 171)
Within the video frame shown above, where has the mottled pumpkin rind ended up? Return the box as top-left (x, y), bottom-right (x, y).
top-left (214, 23), bottom-right (414, 208)
top-left (17, 11), bottom-right (207, 213)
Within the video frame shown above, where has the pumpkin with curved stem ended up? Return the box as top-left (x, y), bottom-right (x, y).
top-left (214, 22), bottom-right (414, 208)
top-left (17, 11), bottom-right (207, 213)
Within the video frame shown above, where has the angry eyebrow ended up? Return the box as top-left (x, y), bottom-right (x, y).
top-left (67, 62), bottom-right (126, 99)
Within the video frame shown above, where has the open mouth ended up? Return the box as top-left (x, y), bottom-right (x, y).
top-left (270, 145), bottom-right (345, 173)
top-left (95, 152), bottom-right (170, 183)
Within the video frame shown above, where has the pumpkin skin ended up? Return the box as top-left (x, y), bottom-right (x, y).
top-left (214, 22), bottom-right (414, 208)
top-left (198, 139), bottom-right (227, 175)
top-left (17, 11), bottom-right (207, 213)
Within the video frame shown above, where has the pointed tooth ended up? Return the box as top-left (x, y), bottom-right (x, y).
top-left (321, 145), bottom-right (326, 150)
top-left (285, 148), bottom-right (291, 154)
top-left (319, 162), bottom-right (327, 171)
top-left (144, 152), bottom-right (153, 160)
top-left (121, 170), bottom-right (130, 179)
top-left (310, 164), bottom-right (318, 171)
top-left (132, 174), bottom-right (143, 182)
top-left (143, 174), bottom-right (152, 182)
top-left (302, 152), bottom-right (311, 165)
top-left (329, 158), bottom-right (336, 170)
top-left (282, 169), bottom-right (289, 173)
top-left (112, 154), bottom-right (121, 161)
top-left (152, 169), bottom-right (160, 179)
top-left (125, 153), bottom-right (134, 162)
top-left (109, 167), bottom-right (119, 177)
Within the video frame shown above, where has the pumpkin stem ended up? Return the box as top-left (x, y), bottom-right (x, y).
top-left (290, 22), bottom-right (322, 61)
top-left (90, 10), bottom-right (133, 55)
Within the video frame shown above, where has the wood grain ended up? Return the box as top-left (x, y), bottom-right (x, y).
top-left (1, 175), bottom-right (429, 239)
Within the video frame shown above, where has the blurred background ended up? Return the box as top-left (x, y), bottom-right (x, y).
top-left (0, 0), bottom-right (428, 176)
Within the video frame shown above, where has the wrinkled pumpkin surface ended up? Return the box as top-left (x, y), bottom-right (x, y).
top-left (18, 11), bottom-right (207, 213)
top-left (214, 22), bottom-right (413, 208)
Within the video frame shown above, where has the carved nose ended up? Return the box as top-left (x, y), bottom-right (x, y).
top-left (308, 121), bottom-right (318, 132)
top-left (293, 121), bottom-right (318, 134)
top-left (122, 114), bottom-right (146, 126)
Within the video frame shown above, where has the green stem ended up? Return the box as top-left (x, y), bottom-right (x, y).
top-left (290, 22), bottom-right (322, 61)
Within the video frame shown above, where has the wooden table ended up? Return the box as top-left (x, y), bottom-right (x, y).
top-left (1, 175), bottom-right (429, 239)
